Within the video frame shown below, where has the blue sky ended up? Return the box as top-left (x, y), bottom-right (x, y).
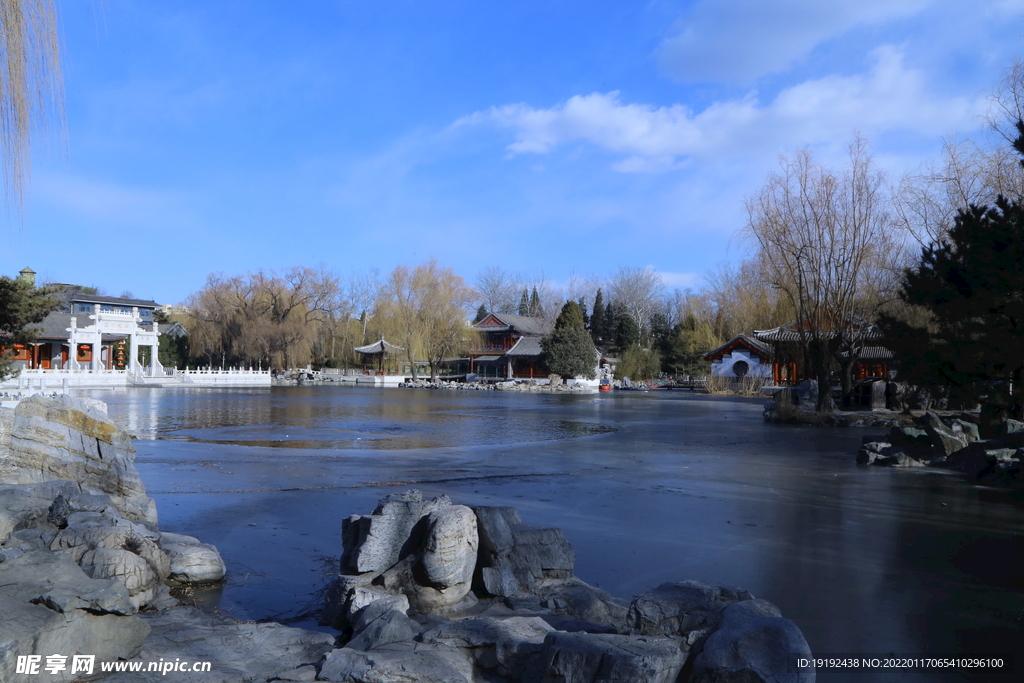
top-left (3, 0), bottom-right (1024, 304)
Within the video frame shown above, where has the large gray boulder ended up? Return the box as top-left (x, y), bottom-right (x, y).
top-left (419, 616), bottom-right (554, 680)
top-left (341, 490), bottom-right (451, 574)
top-left (536, 580), bottom-right (630, 632)
top-left (690, 599), bottom-right (815, 683)
top-left (628, 580), bottom-right (754, 651)
top-left (345, 600), bottom-right (419, 651)
top-left (472, 505), bottom-right (575, 592)
top-left (0, 395), bottom-right (156, 525)
top-left (922, 411), bottom-right (968, 457)
top-left (159, 531), bottom-right (227, 583)
top-left (0, 551), bottom-right (149, 682)
top-left (318, 642), bottom-right (476, 683)
top-left (103, 606), bottom-right (335, 683)
top-left (420, 505), bottom-right (478, 590)
top-left (321, 574), bottom-right (407, 632)
top-left (537, 631), bottom-right (687, 683)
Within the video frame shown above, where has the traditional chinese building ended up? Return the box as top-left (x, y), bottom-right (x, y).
top-left (4, 285), bottom-right (163, 375)
top-left (753, 318), bottom-right (892, 386)
top-left (469, 313), bottom-right (553, 380)
top-left (703, 335), bottom-right (773, 378)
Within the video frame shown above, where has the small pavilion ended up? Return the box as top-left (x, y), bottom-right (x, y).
top-left (353, 338), bottom-right (405, 374)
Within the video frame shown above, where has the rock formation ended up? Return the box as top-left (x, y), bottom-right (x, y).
top-left (857, 411), bottom-right (1024, 487)
top-left (0, 395), bottom-right (291, 683)
top-left (320, 490), bottom-right (815, 682)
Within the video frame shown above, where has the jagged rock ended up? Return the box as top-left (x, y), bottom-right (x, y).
top-left (856, 442), bottom-right (895, 465)
top-left (341, 490), bottom-right (451, 574)
top-left (858, 443), bottom-right (926, 468)
top-left (382, 553), bottom-right (479, 613)
top-left (951, 419), bottom-right (980, 442)
top-left (420, 616), bottom-right (554, 679)
top-left (472, 505), bottom-right (519, 557)
top-left (273, 664), bottom-right (319, 681)
top-left (0, 551), bottom-right (148, 682)
top-left (110, 606), bottom-right (335, 683)
top-left (888, 426), bottom-right (930, 446)
top-left (321, 574), bottom-right (410, 631)
top-left (537, 631), bottom-right (687, 683)
top-left (922, 411), bottom-right (968, 457)
top-left (50, 520), bottom-right (170, 609)
top-left (159, 531), bottom-right (226, 583)
top-left (47, 493), bottom-right (70, 528)
top-left (420, 505), bottom-right (478, 590)
top-left (1001, 419), bottom-right (1024, 435)
top-left (481, 565), bottom-right (521, 597)
top-left (690, 599), bottom-right (815, 683)
top-left (627, 580), bottom-right (752, 646)
top-left (319, 642), bottom-right (476, 683)
top-left (346, 600), bottom-right (418, 651)
top-left (0, 550), bottom-right (135, 615)
top-left (531, 580), bottom-right (629, 632)
top-left (0, 395), bottom-right (157, 525)
top-left (505, 525), bottom-right (576, 581)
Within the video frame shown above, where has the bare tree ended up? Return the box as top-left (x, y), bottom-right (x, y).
top-left (349, 268), bottom-right (381, 345)
top-left (474, 266), bottom-right (521, 315)
top-left (894, 138), bottom-right (1024, 249)
top-left (744, 137), bottom-right (901, 411)
top-left (703, 260), bottom-right (794, 341)
top-left (185, 266), bottom-right (342, 370)
top-left (608, 266), bottom-right (664, 341)
top-left (374, 260), bottom-right (475, 381)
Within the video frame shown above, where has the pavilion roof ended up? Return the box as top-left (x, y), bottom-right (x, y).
top-left (353, 338), bottom-right (405, 355)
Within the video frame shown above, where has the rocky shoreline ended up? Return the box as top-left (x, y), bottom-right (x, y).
top-left (0, 395), bottom-right (332, 682)
top-left (315, 489), bottom-right (814, 682)
top-left (857, 410), bottom-right (1024, 487)
top-left (2, 394), bottom-right (815, 682)
top-left (400, 378), bottom-right (599, 393)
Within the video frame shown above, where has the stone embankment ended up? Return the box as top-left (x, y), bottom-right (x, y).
top-left (1, 395), bottom-right (333, 682)
top-left (401, 378), bottom-right (598, 393)
top-left (857, 410), bottom-right (1024, 487)
top-left (315, 489), bottom-right (814, 683)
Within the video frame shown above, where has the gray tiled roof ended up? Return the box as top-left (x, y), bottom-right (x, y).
top-left (505, 336), bottom-right (543, 357)
top-left (475, 313), bottom-right (553, 337)
top-left (354, 338), bottom-right (405, 354)
top-left (703, 334), bottom-right (771, 362)
top-left (62, 291), bottom-right (159, 308)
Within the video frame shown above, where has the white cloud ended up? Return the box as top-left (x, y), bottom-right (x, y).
top-left (658, 0), bottom-right (934, 83)
top-left (456, 46), bottom-right (982, 172)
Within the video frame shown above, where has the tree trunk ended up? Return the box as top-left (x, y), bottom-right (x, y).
top-left (811, 342), bottom-right (834, 413)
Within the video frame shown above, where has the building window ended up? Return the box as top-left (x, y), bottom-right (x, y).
top-left (733, 360), bottom-right (749, 377)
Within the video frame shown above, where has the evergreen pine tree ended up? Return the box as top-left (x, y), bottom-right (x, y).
top-left (473, 304), bottom-right (488, 323)
top-left (529, 287), bottom-right (542, 317)
top-left (577, 297), bottom-right (590, 331)
top-left (590, 289), bottom-right (605, 345)
top-left (518, 289), bottom-right (530, 316)
top-left (616, 314), bottom-right (641, 353)
top-left (880, 118), bottom-right (1024, 419)
top-left (541, 301), bottom-right (597, 380)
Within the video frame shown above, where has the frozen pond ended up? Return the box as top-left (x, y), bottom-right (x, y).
top-left (83, 385), bottom-right (1023, 682)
